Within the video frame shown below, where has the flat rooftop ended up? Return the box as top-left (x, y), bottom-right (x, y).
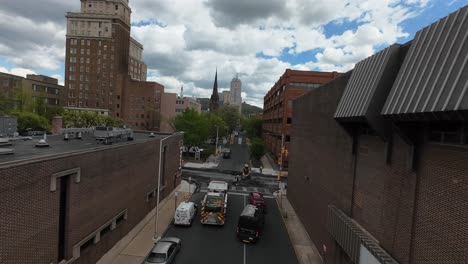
top-left (0, 132), bottom-right (168, 165)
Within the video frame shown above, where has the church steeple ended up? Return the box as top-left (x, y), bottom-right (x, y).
top-left (209, 69), bottom-right (219, 112)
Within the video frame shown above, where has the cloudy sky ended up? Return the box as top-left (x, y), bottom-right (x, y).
top-left (0, 0), bottom-right (466, 107)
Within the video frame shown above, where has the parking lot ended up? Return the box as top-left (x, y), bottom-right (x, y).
top-left (164, 192), bottom-right (298, 264)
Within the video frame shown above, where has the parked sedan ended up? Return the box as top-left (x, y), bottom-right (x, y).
top-left (144, 237), bottom-right (181, 264)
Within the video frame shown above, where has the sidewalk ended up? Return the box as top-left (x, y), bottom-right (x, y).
top-left (97, 181), bottom-right (197, 264)
top-left (274, 192), bottom-right (323, 264)
top-left (184, 153), bottom-right (220, 169)
top-left (250, 154), bottom-right (288, 177)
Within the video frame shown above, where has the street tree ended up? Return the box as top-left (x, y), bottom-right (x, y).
top-left (174, 108), bottom-right (209, 147)
top-left (216, 105), bottom-right (241, 133)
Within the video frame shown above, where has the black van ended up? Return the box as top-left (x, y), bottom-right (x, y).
top-left (237, 204), bottom-right (265, 243)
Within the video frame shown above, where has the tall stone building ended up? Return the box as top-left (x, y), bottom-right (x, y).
top-left (229, 74), bottom-right (242, 111)
top-left (209, 69), bottom-right (219, 112)
top-left (64, 0), bottom-right (158, 128)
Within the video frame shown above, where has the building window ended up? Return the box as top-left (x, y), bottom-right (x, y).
top-left (80, 49), bottom-right (84, 55)
top-left (69, 75), bottom-right (75, 81)
top-left (68, 83), bottom-right (75, 89)
top-left (79, 84), bottom-right (83, 90)
top-left (70, 57), bottom-right (76, 63)
top-left (85, 84), bottom-right (89, 90)
top-left (81, 39), bottom-right (84, 45)
top-left (98, 41), bottom-right (102, 46)
top-left (87, 40), bottom-right (91, 46)
top-left (87, 49), bottom-right (90, 55)
top-left (287, 117), bottom-right (292, 124)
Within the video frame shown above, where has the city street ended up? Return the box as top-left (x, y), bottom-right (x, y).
top-left (164, 192), bottom-right (298, 264)
top-left (217, 135), bottom-right (250, 172)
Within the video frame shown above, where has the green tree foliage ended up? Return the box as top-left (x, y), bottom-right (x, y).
top-left (174, 108), bottom-right (209, 146)
top-left (243, 116), bottom-right (263, 139)
top-left (206, 113), bottom-right (227, 140)
top-left (62, 110), bottom-right (123, 128)
top-left (216, 105), bottom-right (241, 132)
top-left (12, 111), bottom-right (50, 133)
top-left (250, 138), bottom-right (265, 160)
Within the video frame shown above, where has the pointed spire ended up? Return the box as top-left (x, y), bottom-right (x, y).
top-left (210, 69), bottom-right (219, 112)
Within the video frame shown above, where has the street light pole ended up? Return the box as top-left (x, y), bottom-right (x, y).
top-left (154, 132), bottom-right (182, 241)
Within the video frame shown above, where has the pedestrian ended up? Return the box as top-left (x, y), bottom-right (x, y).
top-left (259, 165), bottom-right (263, 174)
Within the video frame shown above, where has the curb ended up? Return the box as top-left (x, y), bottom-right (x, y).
top-left (273, 191), bottom-right (301, 263)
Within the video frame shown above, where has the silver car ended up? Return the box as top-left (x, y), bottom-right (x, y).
top-left (143, 237), bottom-right (182, 264)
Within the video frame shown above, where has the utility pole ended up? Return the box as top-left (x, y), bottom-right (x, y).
top-left (277, 134), bottom-right (285, 181)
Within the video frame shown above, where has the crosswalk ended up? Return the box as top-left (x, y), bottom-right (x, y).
top-left (200, 183), bottom-right (272, 195)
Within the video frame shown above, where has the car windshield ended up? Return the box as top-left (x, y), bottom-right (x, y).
top-left (146, 252), bottom-right (166, 263)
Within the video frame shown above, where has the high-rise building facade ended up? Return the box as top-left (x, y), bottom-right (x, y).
top-left (65, 0), bottom-right (132, 117)
top-left (65, 0), bottom-right (152, 125)
top-left (129, 37), bottom-right (147, 81)
top-left (229, 74), bottom-right (242, 110)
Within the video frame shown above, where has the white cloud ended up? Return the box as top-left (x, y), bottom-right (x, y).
top-left (0, 0), bottom-right (442, 108)
top-left (0, 67), bottom-right (36, 77)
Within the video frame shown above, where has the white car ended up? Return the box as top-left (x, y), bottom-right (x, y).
top-left (188, 146), bottom-right (204, 153)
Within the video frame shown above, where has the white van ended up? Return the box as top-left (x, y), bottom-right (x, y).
top-left (174, 202), bottom-right (197, 226)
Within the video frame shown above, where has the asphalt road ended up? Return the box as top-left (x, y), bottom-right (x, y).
top-left (218, 136), bottom-right (250, 172)
top-left (164, 192), bottom-right (298, 264)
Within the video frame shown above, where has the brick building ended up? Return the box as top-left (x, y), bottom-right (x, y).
top-left (64, 0), bottom-right (159, 128)
top-left (263, 69), bottom-right (342, 168)
top-left (0, 132), bottom-right (183, 264)
top-left (122, 78), bottom-right (163, 131)
top-left (288, 7), bottom-right (468, 264)
top-left (160, 93), bottom-right (202, 133)
top-left (0, 72), bottom-right (65, 109)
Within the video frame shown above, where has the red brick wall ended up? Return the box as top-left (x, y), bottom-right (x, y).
top-left (0, 136), bottom-right (182, 264)
top-left (263, 69), bottom-right (343, 168)
top-left (352, 133), bottom-right (416, 263)
top-left (122, 78), bottom-right (164, 131)
top-left (411, 143), bottom-right (468, 263)
top-left (288, 72), bottom-right (354, 263)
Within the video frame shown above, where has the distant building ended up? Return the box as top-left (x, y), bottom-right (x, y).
top-left (209, 69), bottom-right (219, 112)
top-left (160, 93), bottom-right (202, 132)
top-left (0, 72), bottom-right (65, 109)
top-left (122, 79), bottom-right (163, 131)
top-left (263, 69), bottom-right (342, 168)
top-left (196, 98), bottom-right (210, 112)
top-left (221, 90), bottom-right (231, 106)
top-left (229, 74), bottom-right (242, 111)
